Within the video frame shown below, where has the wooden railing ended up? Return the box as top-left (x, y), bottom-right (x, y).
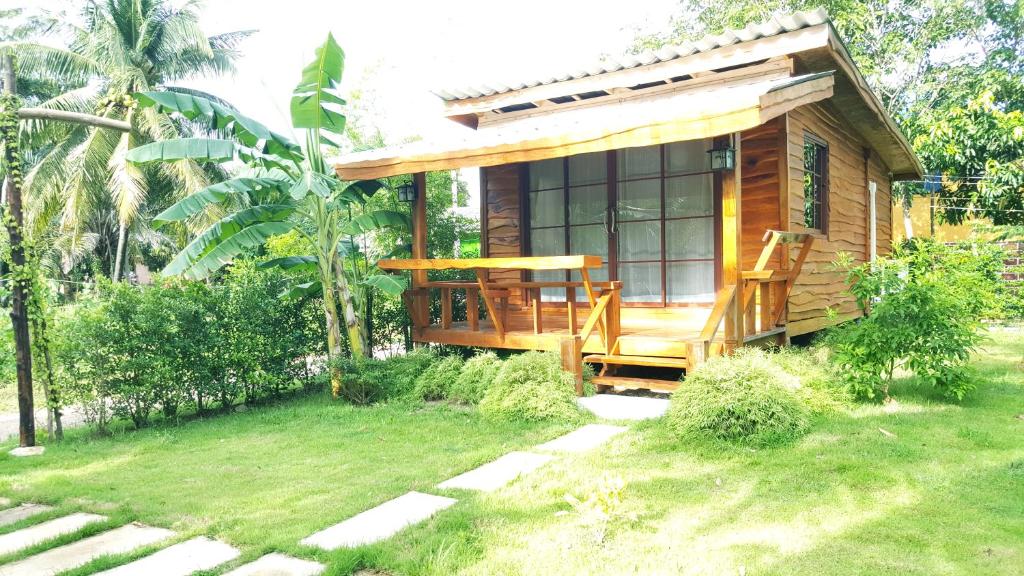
top-left (378, 256), bottom-right (621, 353)
top-left (696, 230), bottom-right (814, 360)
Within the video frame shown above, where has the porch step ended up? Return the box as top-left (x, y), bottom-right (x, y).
top-left (591, 375), bottom-right (679, 393)
top-left (584, 354), bottom-right (690, 370)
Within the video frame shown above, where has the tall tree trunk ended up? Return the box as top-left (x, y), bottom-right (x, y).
top-left (31, 317), bottom-right (62, 441)
top-left (1, 56), bottom-right (35, 447)
top-left (112, 220), bottom-right (127, 281)
top-left (333, 256), bottom-right (367, 358)
top-left (321, 276), bottom-right (345, 398)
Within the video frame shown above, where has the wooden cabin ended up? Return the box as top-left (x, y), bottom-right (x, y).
top-left (333, 9), bottom-right (923, 393)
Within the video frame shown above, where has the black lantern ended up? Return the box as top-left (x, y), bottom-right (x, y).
top-left (397, 180), bottom-right (418, 203)
top-left (708, 145), bottom-right (736, 172)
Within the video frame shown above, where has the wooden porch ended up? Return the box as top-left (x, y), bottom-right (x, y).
top-left (378, 230), bottom-right (813, 394)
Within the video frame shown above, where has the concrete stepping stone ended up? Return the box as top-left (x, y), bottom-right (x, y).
top-left (437, 451), bottom-right (555, 492)
top-left (0, 498), bottom-right (9, 508)
top-left (0, 512), bottom-right (105, 556)
top-left (223, 553), bottom-right (325, 575)
top-left (578, 394), bottom-right (669, 420)
top-left (301, 491), bottom-right (456, 550)
top-left (0, 503), bottom-right (52, 527)
top-left (0, 522), bottom-right (172, 576)
top-left (536, 424), bottom-right (628, 453)
top-left (94, 536), bottom-right (239, 576)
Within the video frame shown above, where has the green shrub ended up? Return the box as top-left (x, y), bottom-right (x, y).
top-left (450, 351), bottom-right (503, 404)
top-left (827, 238), bottom-right (991, 401)
top-left (480, 351), bottom-right (583, 422)
top-left (667, 349), bottom-right (810, 445)
top-left (334, 348), bottom-right (438, 405)
top-left (413, 355), bottom-right (465, 401)
top-left (770, 346), bottom-right (851, 413)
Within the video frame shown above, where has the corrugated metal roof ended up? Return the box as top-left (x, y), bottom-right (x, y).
top-left (432, 8), bottom-right (829, 102)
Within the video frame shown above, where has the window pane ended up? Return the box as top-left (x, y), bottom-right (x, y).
top-left (667, 261), bottom-right (715, 303)
top-left (665, 173), bottom-right (713, 218)
top-left (666, 217), bottom-right (714, 260)
top-left (617, 144), bottom-right (660, 179)
top-left (530, 189), bottom-right (564, 228)
top-left (569, 224), bottom-right (608, 259)
top-left (616, 179), bottom-right (660, 222)
top-left (568, 152), bottom-right (607, 186)
top-left (617, 221), bottom-right (661, 261)
top-left (619, 262), bottom-right (661, 303)
top-left (666, 138), bottom-right (711, 175)
top-left (569, 184), bottom-right (606, 225)
top-left (529, 158), bottom-right (563, 191)
top-left (529, 226), bottom-right (565, 256)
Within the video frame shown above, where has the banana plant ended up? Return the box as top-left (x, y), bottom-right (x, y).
top-left (126, 34), bottom-right (408, 398)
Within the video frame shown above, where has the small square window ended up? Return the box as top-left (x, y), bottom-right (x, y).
top-left (803, 134), bottom-right (829, 232)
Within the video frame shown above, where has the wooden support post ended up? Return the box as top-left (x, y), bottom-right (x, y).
top-left (560, 336), bottom-right (584, 396)
top-left (721, 133), bottom-right (743, 352)
top-left (760, 282), bottom-right (772, 334)
top-left (605, 282), bottom-right (622, 354)
top-left (531, 288), bottom-right (543, 334)
top-left (411, 172), bottom-right (429, 329)
top-left (467, 287), bottom-right (479, 331)
top-left (440, 287), bottom-right (452, 329)
top-left (566, 287), bottom-right (577, 335)
top-left (745, 282), bottom-right (757, 336)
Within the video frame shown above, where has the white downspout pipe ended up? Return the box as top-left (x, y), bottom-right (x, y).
top-left (869, 180), bottom-right (878, 262)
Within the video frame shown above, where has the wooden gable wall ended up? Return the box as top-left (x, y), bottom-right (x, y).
top-left (740, 117), bottom-right (785, 271)
top-left (786, 101), bottom-right (893, 335)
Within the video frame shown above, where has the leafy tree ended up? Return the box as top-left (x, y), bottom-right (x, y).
top-left (126, 35), bottom-right (409, 398)
top-left (2, 0), bottom-right (249, 278)
top-left (915, 90), bottom-right (1024, 225)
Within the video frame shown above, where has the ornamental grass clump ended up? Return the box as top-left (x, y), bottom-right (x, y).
top-left (667, 348), bottom-right (810, 446)
top-left (450, 351), bottom-right (503, 404)
top-left (413, 355), bottom-right (465, 401)
top-left (480, 351), bottom-right (583, 422)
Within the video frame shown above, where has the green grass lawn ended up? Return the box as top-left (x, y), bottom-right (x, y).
top-left (0, 328), bottom-right (1021, 575)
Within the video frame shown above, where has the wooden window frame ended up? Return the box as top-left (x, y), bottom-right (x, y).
top-left (803, 132), bottom-right (829, 235)
top-left (523, 143), bottom-right (719, 308)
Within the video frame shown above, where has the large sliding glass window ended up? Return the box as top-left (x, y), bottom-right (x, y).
top-left (525, 139), bottom-right (715, 306)
top-left (528, 153), bottom-right (609, 301)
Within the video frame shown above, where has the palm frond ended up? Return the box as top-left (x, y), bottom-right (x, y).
top-left (0, 42), bottom-right (101, 86)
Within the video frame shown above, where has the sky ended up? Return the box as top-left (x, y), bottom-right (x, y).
top-left (18, 0), bottom-right (680, 205)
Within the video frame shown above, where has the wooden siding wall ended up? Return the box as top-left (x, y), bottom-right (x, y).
top-left (740, 118), bottom-right (784, 270)
top-left (482, 164), bottom-right (524, 300)
top-left (786, 101), bottom-right (893, 335)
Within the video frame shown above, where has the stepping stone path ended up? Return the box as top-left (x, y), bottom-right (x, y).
top-left (302, 491), bottom-right (456, 550)
top-left (224, 553), bottom-right (325, 575)
top-left (0, 512), bottom-right (105, 556)
top-left (94, 536), bottom-right (239, 575)
top-left (437, 451), bottom-right (554, 492)
top-left (0, 504), bottom-right (51, 528)
top-left (0, 522), bottom-right (173, 576)
top-left (536, 424), bottom-right (628, 453)
top-left (578, 394), bottom-right (669, 420)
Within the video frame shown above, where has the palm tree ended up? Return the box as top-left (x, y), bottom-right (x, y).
top-left (3, 0), bottom-right (250, 279)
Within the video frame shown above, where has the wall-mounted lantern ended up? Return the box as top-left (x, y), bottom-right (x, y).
top-left (708, 145), bottom-right (736, 172)
top-left (397, 179), bottom-right (418, 203)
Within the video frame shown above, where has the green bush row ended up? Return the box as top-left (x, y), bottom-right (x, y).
top-left (666, 347), bottom-right (848, 446)
top-left (53, 261), bottom-right (325, 430)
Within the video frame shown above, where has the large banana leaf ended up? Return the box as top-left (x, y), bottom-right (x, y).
top-left (127, 138), bottom-right (235, 164)
top-left (184, 221), bottom-right (297, 280)
top-left (362, 273), bottom-right (408, 296)
top-left (134, 91), bottom-right (303, 163)
top-left (289, 169), bottom-right (335, 200)
top-left (280, 280), bottom-right (323, 300)
top-left (290, 33), bottom-right (347, 136)
top-left (164, 205), bottom-right (295, 277)
top-left (259, 255), bottom-right (318, 273)
top-left (153, 177), bottom-right (290, 228)
top-left (342, 210), bottom-right (411, 235)
top-left (332, 179), bottom-right (385, 207)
